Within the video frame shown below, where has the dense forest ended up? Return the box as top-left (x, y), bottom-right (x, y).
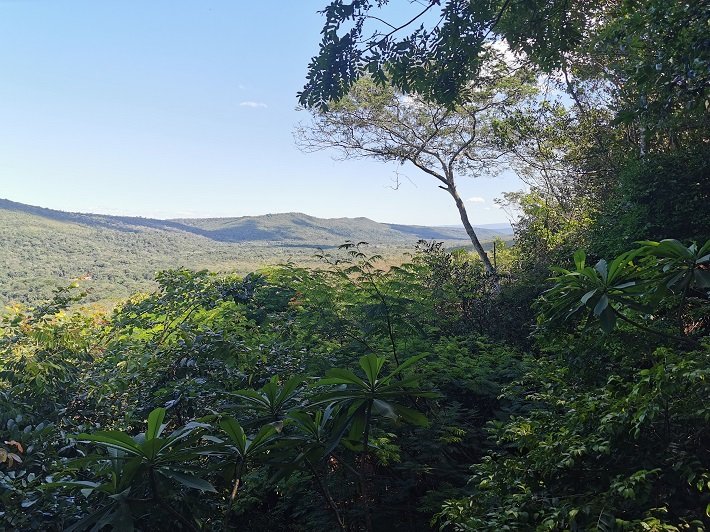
top-left (0, 199), bottom-right (505, 305)
top-left (1, 0), bottom-right (709, 530)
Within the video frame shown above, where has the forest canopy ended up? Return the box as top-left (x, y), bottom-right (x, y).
top-left (1, 0), bottom-right (708, 530)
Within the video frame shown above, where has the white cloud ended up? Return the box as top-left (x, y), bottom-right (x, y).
top-left (239, 101), bottom-right (268, 108)
top-left (467, 196), bottom-right (485, 203)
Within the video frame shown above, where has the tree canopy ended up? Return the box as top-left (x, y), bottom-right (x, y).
top-left (299, 0), bottom-right (601, 109)
top-left (300, 0), bottom-right (709, 134)
top-left (297, 63), bottom-right (535, 272)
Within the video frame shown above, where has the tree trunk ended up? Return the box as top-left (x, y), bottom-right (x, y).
top-left (360, 402), bottom-right (374, 532)
top-left (447, 183), bottom-right (495, 273)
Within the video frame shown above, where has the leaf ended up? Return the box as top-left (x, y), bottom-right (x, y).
top-left (392, 404), bottom-right (430, 427)
top-left (359, 354), bottom-right (386, 384)
top-left (694, 269), bottom-right (710, 288)
top-left (220, 418), bottom-right (247, 455)
top-left (41, 480), bottom-right (102, 491)
top-left (75, 431), bottom-right (143, 456)
top-left (372, 399), bottom-right (397, 422)
top-left (383, 353), bottom-right (428, 382)
top-left (598, 307), bottom-right (616, 334)
top-left (146, 408), bottom-right (167, 441)
top-left (593, 294), bottom-right (609, 317)
top-left (318, 369), bottom-right (367, 388)
top-left (573, 249), bottom-right (586, 270)
top-left (658, 239), bottom-right (692, 258)
top-left (697, 239), bottom-right (710, 259)
top-left (594, 259), bottom-right (608, 281)
top-left (158, 470), bottom-right (216, 492)
top-left (580, 289), bottom-right (597, 305)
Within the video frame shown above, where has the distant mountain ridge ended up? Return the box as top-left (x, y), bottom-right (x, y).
top-left (0, 198), bottom-right (511, 305)
top-left (0, 198), bottom-right (508, 245)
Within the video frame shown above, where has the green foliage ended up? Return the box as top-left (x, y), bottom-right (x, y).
top-left (46, 408), bottom-right (215, 531)
top-left (4, 245), bottom-right (529, 530)
top-left (590, 148), bottom-right (710, 256)
top-left (2, 237), bottom-right (707, 530)
top-left (300, 0), bottom-right (597, 109)
top-left (312, 353), bottom-right (437, 436)
top-left (540, 239), bottom-right (710, 335)
top-left (0, 199), bottom-right (502, 306)
top-left (437, 239), bottom-right (710, 530)
top-left (438, 343), bottom-right (710, 531)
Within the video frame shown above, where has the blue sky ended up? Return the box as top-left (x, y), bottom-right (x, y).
top-left (0, 1), bottom-right (523, 226)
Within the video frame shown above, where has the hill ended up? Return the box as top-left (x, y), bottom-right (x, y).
top-left (0, 198), bottom-right (510, 305)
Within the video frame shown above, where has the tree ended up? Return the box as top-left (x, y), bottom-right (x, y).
top-left (300, 0), bottom-right (707, 128)
top-left (296, 66), bottom-right (536, 273)
top-left (299, 0), bottom-right (599, 110)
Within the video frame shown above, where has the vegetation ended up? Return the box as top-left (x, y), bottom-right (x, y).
top-left (1, 232), bottom-right (707, 530)
top-left (0, 198), bottom-right (506, 306)
top-left (1, 0), bottom-right (708, 530)
top-left (296, 66), bottom-right (534, 272)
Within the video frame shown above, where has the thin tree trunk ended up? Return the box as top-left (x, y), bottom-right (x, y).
top-left (223, 462), bottom-right (244, 530)
top-left (360, 402), bottom-right (374, 532)
top-left (447, 183), bottom-right (495, 273)
top-left (306, 459), bottom-right (346, 531)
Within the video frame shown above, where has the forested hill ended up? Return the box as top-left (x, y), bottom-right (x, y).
top-left (0, 198), bottom-right (509, 304)
top-left (0, 198), bottom-right (506, 244)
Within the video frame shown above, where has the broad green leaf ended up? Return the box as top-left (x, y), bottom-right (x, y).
top-left (220, 417), bottom-right (247, 455)
top-left (248, 425), bottom-right (278, 452)
top-left (140, 438), bottom-right (165, 461)
top-left (382, 353), bottom-right (428, 382)
top-left (372, 399), bottom-right (397, 422)
top-left (594, 259), bottom-right (608, 281)
top-left (658, 239), bottom-right (692, 258)
top-left (75, 431), bottom-right (143, 456)
top-left (580, 289), bottom-right (597, 305)
top-left (41, 480), bottom-right (101, 491)
top-left (359, 354), bottom-right (386, 384)
top-left (318, 368), bottom-right (367, 388)
top-left (393, 404), bottom-right (430, 427)
top-left (573, 249), bottom-right (586, 270)
top-left (593, 294), bottom-right (609, 317)
top-left (158, 470), bottom-right (216, 492)
top-left (146, 408), bottom-right (167, 441)
top-left (598, 307), bottom-right (616, 334)
top-left (694, 269), bottom-right (710, 288)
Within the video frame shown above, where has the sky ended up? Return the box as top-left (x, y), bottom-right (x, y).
top-left (0, 1), bottom-right (524, 226)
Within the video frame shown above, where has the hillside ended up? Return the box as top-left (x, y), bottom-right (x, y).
top-left (0, 198), bottom-right (510, 305)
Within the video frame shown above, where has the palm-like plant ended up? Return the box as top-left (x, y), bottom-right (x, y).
top-left (638, 239), bottom-right (710, 293)
top-left (541, 248), bottom-right (647, 333)
top-left (46, 407), bottom-right (214, 531)
top-left (275, 405), bottom-right (352, 530)
top-left (309, 353), bottom-right (436, 531)
top-left (540, 239), bottom-right (709, 338)
top-left (217, 417), bottom-right (279, 527)
top-left (230, 375), bottom-right (303, 425)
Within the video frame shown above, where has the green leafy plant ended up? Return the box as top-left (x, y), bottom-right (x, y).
top-left (310, 353), bottom-right (436, 531)
top-left (540, 239), bottom-right (709, 336)
top-left (230, 375), bottom-right (304, 425)
top-left (217, 417), bottom-right (279, 528)
top-left (47, 408), bottom-right (214, 531)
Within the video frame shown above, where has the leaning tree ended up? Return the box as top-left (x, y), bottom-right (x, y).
top-left (296, 60), bottom-right (536, 273)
